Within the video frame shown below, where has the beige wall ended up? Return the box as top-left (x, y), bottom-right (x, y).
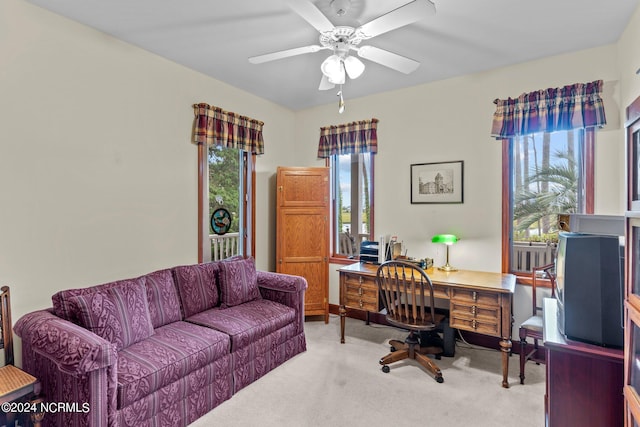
top-left (2, 0), bottom-right (639, 358)
top-left (294, 44), bottom-right (625, 326)
top-left (0, 0), bottom-right (297, 323)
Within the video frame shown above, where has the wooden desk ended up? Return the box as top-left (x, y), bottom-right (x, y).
top-left (338, 262), bottom-right (516, 388)
top-left (543, 298), bottom-right (623, 427)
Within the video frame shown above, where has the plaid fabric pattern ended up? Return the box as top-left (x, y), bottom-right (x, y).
top-left (192, 103), bottom-right (264, 154)
top-left (317, 118), bottom-right (379, 158)
top-left (491, 80), bottom-right (606, 139)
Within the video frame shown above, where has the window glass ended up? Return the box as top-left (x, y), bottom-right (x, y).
top-left (199, 145), bottom-right (254, 262)
top-left (332, 153), bottom-right (373, 258)
top-left (510, 129), bottom-right (585, 273)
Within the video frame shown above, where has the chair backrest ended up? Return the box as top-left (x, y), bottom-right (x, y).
top-left (0, 286), bottom-right (13, 365)
top-left (339, 232), bottom-right (356, 257)
top-left (376, 261), bottom-right (437, 331)
top-left (531, 263), bottom-right (556, 317)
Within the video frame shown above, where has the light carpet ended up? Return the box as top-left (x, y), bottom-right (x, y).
top-left (190, 315), bottom-right (545, 427)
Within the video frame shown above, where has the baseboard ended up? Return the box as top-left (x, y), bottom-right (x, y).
top-left (328, 303), bottom-right (533, 355)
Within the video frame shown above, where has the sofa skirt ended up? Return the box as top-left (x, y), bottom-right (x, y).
top-left (116, 354), bottom-right (232, 427)
top-left (232, 327), bottom-right (306, 393)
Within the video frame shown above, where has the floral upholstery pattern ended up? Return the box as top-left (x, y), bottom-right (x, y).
top-left (53, 277), bottom-right (143, 324)
top-left (218, 256), bottom-right (261, 307)
top-left (117, 321), bottom-right (229, 408)
top-left (232, 327), bottom-right (305, 392)
top-left (187, 299), bottom-right (295, 351)
top-left (117, 354), bottom-right (232, 427)
top-left (257, 271), bottom-right (307, 335)
top-left (16, 259), bottom-right (308, 427)
top-left (14, 309), bottom-right (118, 426)
top-left (173, 262), bottom-right (220, 318)
top-left (142, 268), bottom-right (182, 328)
top-left (71, 282), bottom-right (155, 352)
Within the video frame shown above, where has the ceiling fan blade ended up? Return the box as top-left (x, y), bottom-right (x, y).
top-left (248, 45), bottom-right (325, 64)
top-left (284, 0), bottom-right (335, 34)
top-left (356, 0), bottom-right (436, 39)
top-left (356, 45), bottom-right (420, 74)
top-left (319, 75), bottom-right (335, 91)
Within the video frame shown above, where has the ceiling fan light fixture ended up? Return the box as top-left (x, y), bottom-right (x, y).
top-left (321, 55), bottom-right (345, 84)
top-left (328, 67), bottom-right (345, 85)
top-left (343, 55), bottom-right (365, 79)
top-left (320, 54), bottom-right (341, 76)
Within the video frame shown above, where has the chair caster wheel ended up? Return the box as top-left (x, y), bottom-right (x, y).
top-left (435, 376), bottom-right (444, 383)
top-left (382, 365), bottom-right (390, 373)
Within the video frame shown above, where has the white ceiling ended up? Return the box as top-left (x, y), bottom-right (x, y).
top-left (27, 0), bottom-right (639, 111)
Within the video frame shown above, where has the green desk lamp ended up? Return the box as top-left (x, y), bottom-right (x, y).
top-left (432, 234), bottom-right (459, 271)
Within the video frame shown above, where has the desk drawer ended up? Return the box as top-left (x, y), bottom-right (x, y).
top-left (343, 273), bottom-right (376, 288)
top-left (345, 295), bottom-right (378, 311)
top-left (450, 300), bottom-right (500, 321)
top-left (450, 315), bottom-right (500, 336)
top-left (344, 273), bottom-right (378, 311)
top-left (450, 289), bottom-right (500, 307)
top-left (450, 289), bottom-right (501, 336)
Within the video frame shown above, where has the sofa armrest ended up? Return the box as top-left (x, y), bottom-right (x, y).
top-left (14, 309), bottom-right (117, 376)
top-left (257, 271), bottom-right (307, 333)
top-left (257, 271), bottom-right (308, 294)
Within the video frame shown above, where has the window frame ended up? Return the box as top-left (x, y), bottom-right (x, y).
top-left (197, 144), bottom-right (255, 263)
top-left (326, 154), bottom-right (375, 264)
top-left (501, 129), bottom-right (595, 281)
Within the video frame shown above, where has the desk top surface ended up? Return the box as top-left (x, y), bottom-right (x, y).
top-left (339, 262), bottom-right (516, 294)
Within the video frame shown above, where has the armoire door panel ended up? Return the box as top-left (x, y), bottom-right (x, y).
top-left (280, 260), bottom-right (326, 312)
top-left (280, 211), bottom-right (326, 257)
top-left (278, 168), bottom-right (329, 208)
top-left (276, 167), bottom-right (330, 323)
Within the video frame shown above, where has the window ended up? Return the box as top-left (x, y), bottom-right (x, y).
top-left (503, 129), bottom-right (594, 275)
top-left (330, 153), bottom-right (374, 260)
top-left (198, 144), bottom-right (255, 262)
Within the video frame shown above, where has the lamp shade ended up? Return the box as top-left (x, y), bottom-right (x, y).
top-left (432, 234), bottom-right (458, 245)
top-left (321, 55), bottom-right (345, 84)
top-left (343, 56), bottom-right (365, 79)
top-left (432, 234), bottom-right (458, 271)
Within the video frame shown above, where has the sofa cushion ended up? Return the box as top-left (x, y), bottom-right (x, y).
top-left (142, 268), bottom-right (182, 328)
top-left (52, 268), bottom-right (182, 328)
top-left (116, 321), bottom-right (230, 409)
top-left (70, 282), bottom-right (154, 351)
top-left (186, 299), bottom-right (295, 351)
top-left (53, 277), bottom-right (142, 324)
top-left (218, 256), bottom-right (261, 308)
top-left (173, 262), bottom-right (220, 318)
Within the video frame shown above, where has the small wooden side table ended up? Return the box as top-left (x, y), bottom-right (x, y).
top-left (0, 364), bottom-right (43, 427)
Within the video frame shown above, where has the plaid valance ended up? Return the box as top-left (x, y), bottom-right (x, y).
top-left (192, 103), bottom-right (264, 154)
top-left (490, 80), bottom-right (606, 139)
top-left (317, 118), bottom-right (379, 158)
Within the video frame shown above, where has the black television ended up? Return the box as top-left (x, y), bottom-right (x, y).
top-left (555, 232), bottom-right (624, 348)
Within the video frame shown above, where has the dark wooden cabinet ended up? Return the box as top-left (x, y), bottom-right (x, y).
top-left (544, 298), bottom-right (624, 427)
top-left (276, 167), bottom-right (329, 323)
top-left (626, 96), bottom-right (640, 426)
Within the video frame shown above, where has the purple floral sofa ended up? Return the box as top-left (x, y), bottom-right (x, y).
top-left (14, 256), bottom-right (307, 426)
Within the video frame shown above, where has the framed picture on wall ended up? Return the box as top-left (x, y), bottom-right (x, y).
top-left (410, 161), bottom-right (464, 204)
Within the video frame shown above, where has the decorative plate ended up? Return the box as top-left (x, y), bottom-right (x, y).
top-left (210, 207), bottom-right (232, 235)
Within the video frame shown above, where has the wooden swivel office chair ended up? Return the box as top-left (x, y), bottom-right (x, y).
top-left (519, 264), bottom-right (556, 385)
top-left (376, 261), bottom-right (445, 383)
top-left (0, 286), bottom-right (43, 426)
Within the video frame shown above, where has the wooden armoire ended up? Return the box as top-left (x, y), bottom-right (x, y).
top-left (625, 96), bottom-right (640, 425)
top-left (276, 167), bottom-right (329, 323)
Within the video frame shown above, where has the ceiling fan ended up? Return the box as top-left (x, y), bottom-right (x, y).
top-left (248, 0), bottom-right (436, 91)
